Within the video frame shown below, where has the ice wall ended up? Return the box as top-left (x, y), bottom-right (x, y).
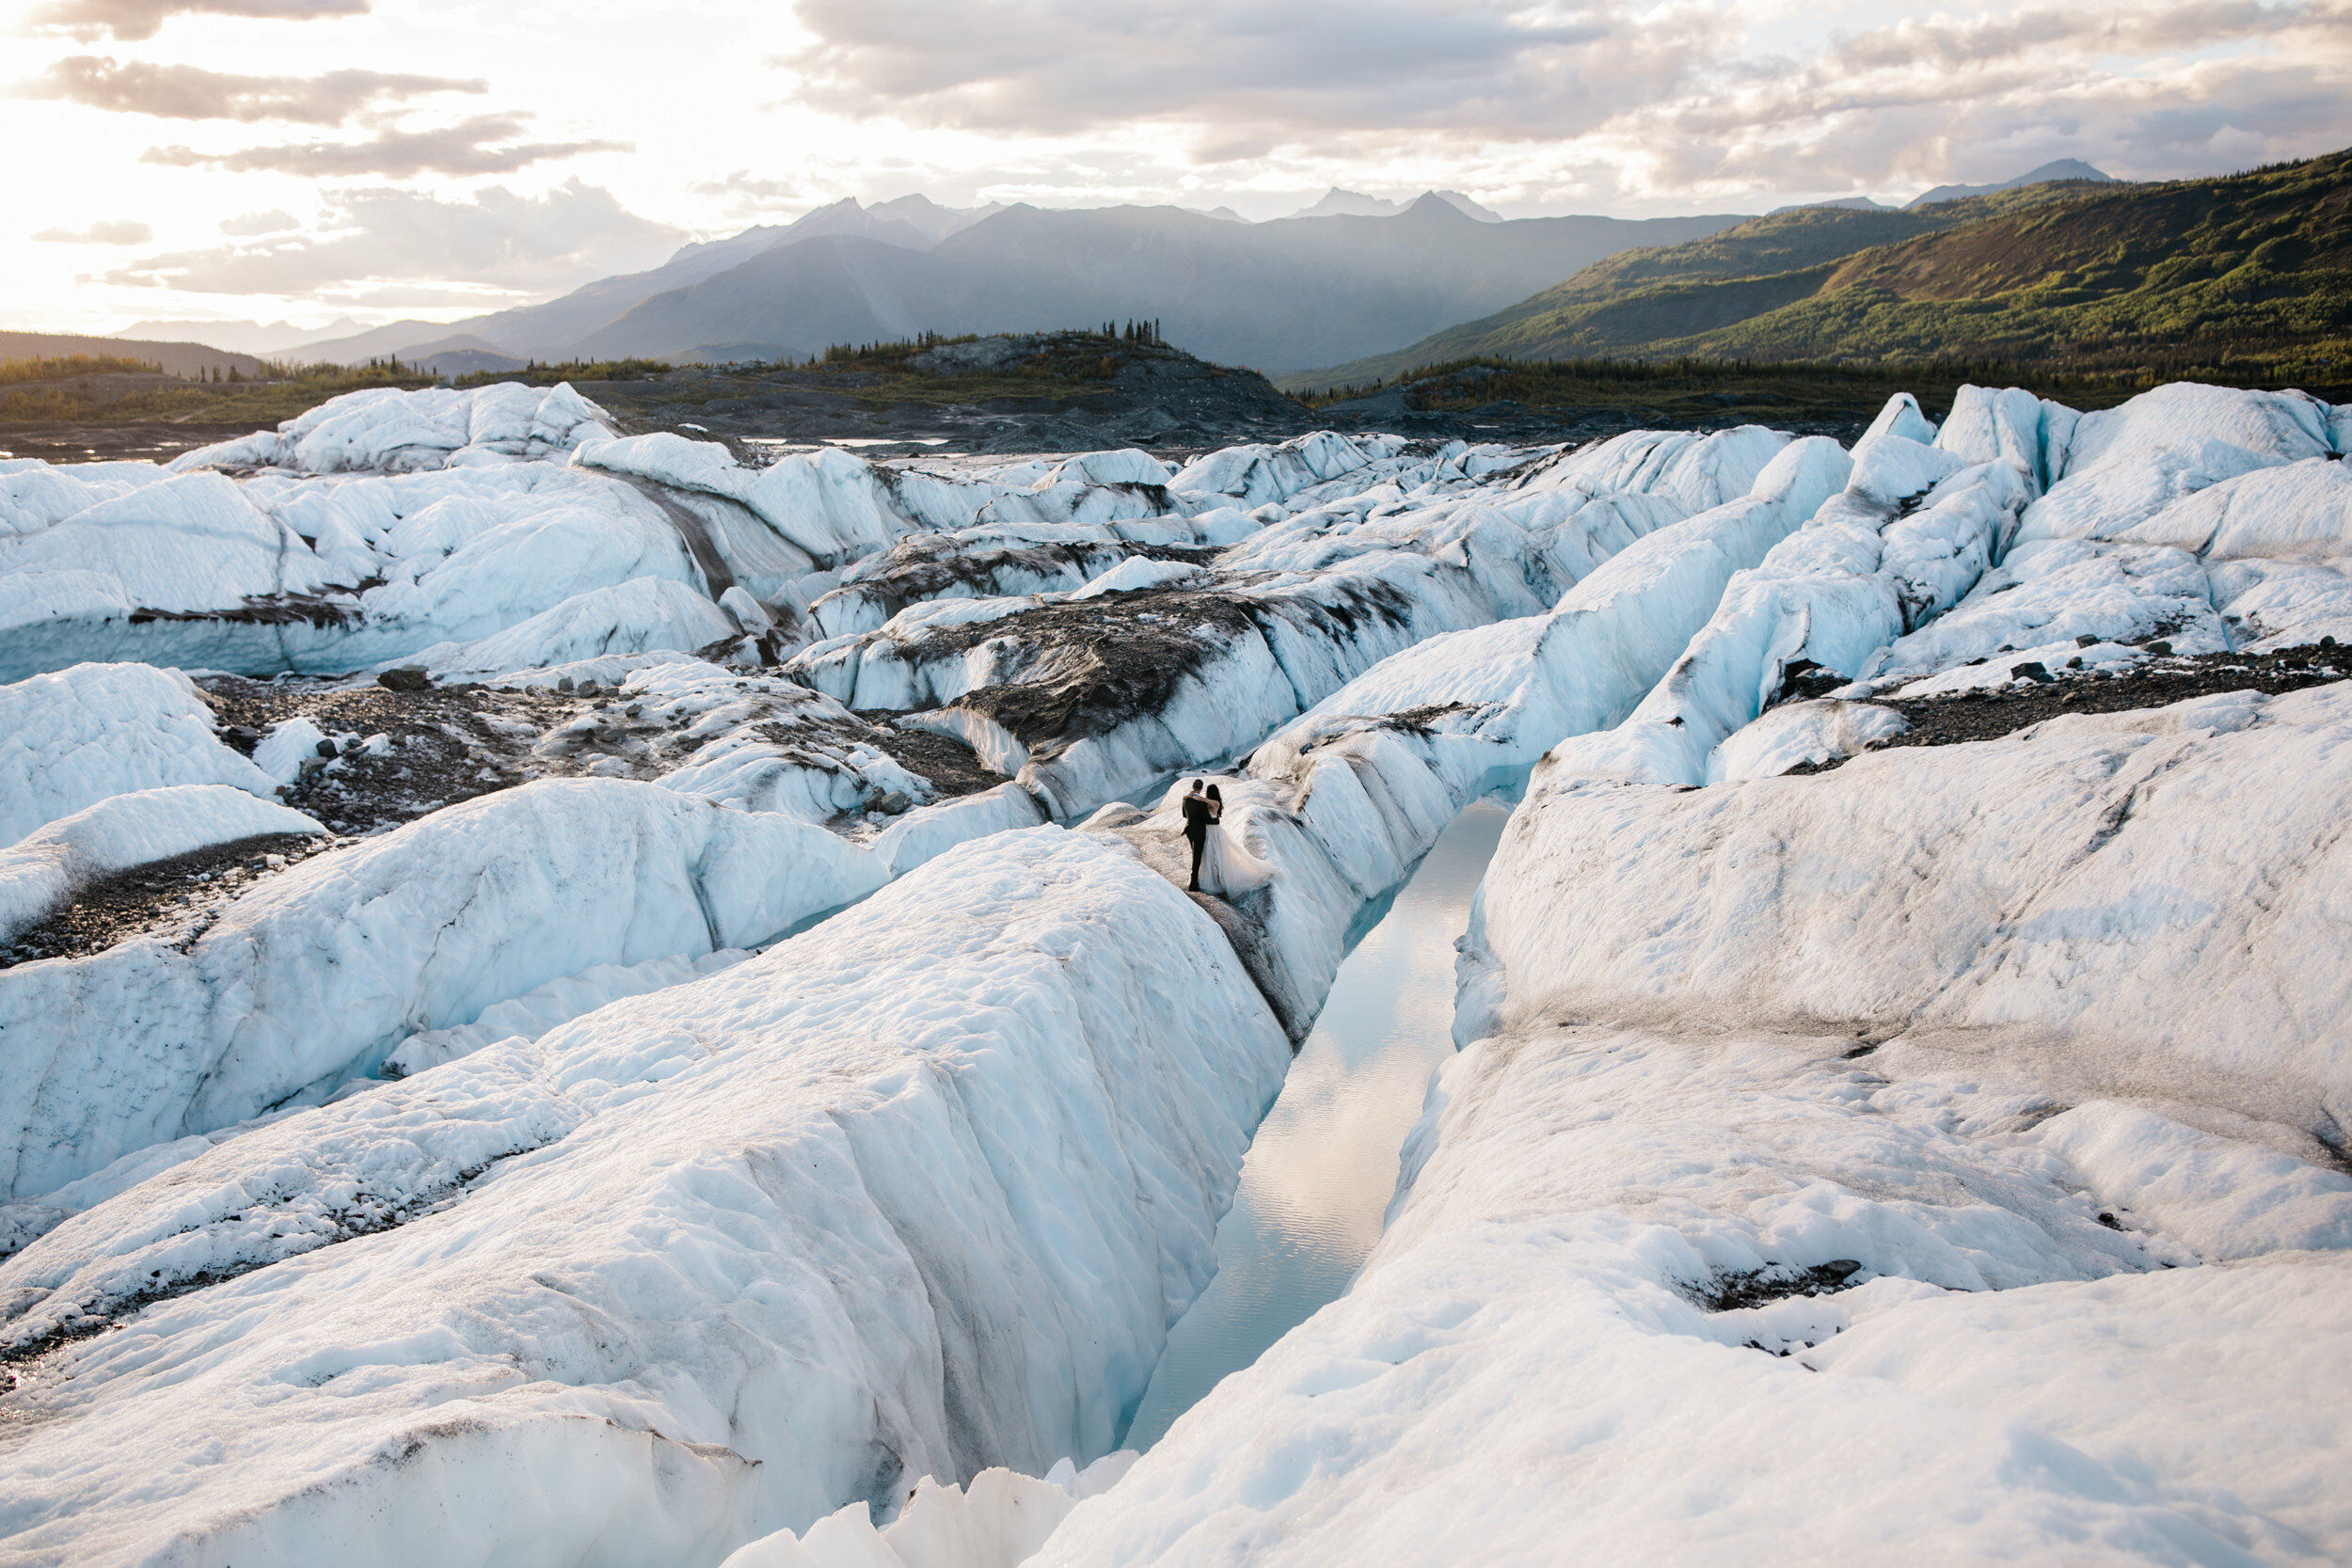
top-left (0, 829), bottom-right (1288, 1566)
top-left (1042, 686), bottom-right (2352, 1566)
top-left (0, 777), bottom-right (882, 1201)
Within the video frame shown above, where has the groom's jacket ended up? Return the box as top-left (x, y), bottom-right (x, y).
top-left (1181, 795), bottom-right (1214, 839)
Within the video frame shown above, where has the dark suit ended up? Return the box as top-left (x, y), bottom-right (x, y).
top-left (1181, 793), bottom-right (1214, 890)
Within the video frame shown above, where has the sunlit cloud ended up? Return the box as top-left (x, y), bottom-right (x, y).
top-left (103, 180), bottom-right (686, 297)
top-left (31, 218), bottom-right (152, 243)
top-left (16, 55), bottom-right (484, 124)
top-left (219, 208), bottom-right (300, 234)
top-left (25, 0), bottom-right (366, 43)
top-left (141, 113), bottom-right (631, 178)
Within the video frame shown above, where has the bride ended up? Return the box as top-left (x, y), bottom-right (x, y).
top-left (1199, 784), bottom-right (1277, 897)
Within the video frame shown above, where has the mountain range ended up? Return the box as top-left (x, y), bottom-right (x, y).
top-left (234, 192), bottom-right (1741, 375)
top-left (107, 316), bottom-right (370, 357)
top-left (61, 155), bottom-right (2256, 392)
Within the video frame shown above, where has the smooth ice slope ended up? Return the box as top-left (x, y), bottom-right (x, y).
top-left (0, 829), bottom-right (1289, 1568)
top-left (408, 578), bottom-right (736, 675)
top-left (0, 662), bottom-right (278, 845)
top-left (1042, 1031), bottom-right (2351, 1564)
top-left (723, 1453), bottom-right (1136, 1568)
top-left (0, 777), bottom-right (882, 1201)
top-left (1488, 686), bottom-right (2352, 1113)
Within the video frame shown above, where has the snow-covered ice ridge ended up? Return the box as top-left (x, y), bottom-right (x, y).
top-left (2, 377), bottom-right (2350, 1563)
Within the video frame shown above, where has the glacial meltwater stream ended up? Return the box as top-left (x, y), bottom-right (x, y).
top-left (1121, 796), bottom-right (1513, 1449)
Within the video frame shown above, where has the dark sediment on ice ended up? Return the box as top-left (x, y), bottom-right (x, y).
top-left (0, 832), bottom-right (338, 970)
top-left (0, 673), bottom-right (1006, 970)
top-left (1850, 647), bottom-right (2352, 759)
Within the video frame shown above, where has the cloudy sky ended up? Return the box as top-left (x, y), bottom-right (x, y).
top-left (6, 0), bottom-right (2348, 335)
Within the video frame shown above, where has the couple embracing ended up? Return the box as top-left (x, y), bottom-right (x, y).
top-left (1179, 779), bottom-right (1276, 898)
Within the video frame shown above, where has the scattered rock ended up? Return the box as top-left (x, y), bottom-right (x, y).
top-left (1851, 648), bottom-right (2348, 757)
top-left (1692, 1259), bottom-right (1867, 1311)
top-left (375, 667), bottom-right (432, 693)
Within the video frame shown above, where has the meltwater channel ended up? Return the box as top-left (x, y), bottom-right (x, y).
top-left (1121, 795), bottom-right (1514, 1449)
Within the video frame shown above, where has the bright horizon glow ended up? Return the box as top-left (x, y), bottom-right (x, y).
top-left (3, 0), bottom-right (2348, 339)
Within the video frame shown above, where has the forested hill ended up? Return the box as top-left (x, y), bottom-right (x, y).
top-left (1290, 150), bottom-right (2351, 389)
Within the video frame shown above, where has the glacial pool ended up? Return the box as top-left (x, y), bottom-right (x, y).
top-left (1120, 795), bottom-right (1513, 1449)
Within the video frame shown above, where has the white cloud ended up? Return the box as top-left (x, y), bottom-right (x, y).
top-left (16, 55), bottom-right (484, 123)
top-left (777, 0), bottom-right (2352, 198)
top-left (784, 0), bottom-right (1705, 150)
top-left (26, 0), bottom-right (367, 43)
top-left (219, 207), bottom-right (299, 234)
top-left (31, 218), bottom-right (152, 243)
top-left (103, 180), bottom-right (686, 296)
top-left (141, 113), bottom-right (630, 177)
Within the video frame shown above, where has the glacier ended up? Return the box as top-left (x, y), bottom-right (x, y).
top-left (0, 375), bottom-right (2347, 1566)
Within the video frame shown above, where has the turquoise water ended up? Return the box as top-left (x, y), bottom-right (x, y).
top-left (1120, 797), bottom-right (1512, 1449)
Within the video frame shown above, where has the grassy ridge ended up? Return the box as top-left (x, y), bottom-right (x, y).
top-left (0, 354), bottom-right (166, 386)
top-left (629, 328), bottom-right (1206, 411)
top-left (0, 361), bottom-right (445, 427)
top-left (1288, 151), bottom-right (2352, 393)
top-left (1299, 356), bottom-right (2306, 428)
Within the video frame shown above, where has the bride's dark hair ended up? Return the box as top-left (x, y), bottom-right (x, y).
top-left (1204, 784), bottom-right (1224, 803)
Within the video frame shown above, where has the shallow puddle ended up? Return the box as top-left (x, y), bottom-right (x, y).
top-left (1120, 795), bottom-right (1512, 1449)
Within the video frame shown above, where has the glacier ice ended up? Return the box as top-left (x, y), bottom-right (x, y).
top-left (3, 377), bottom-right (2351, 1566)
top-left (1046, 681), bottom-right (2352, 1565)
top-left (168, 381), bottom-right (615, 474)
top-left (0, 777), bottom-right (883, 1201)
top-left (0, 829), bottom-right (1286, 1564)
top-left (0, 784), bottom-right (324, 943)
top-left (723, 1452), bottom-right (1137, 1568)
top-left (0, 661), bottom-right (278, 845)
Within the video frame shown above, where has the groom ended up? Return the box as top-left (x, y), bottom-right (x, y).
top-left (1180, 779), bottom-right (1214, 891)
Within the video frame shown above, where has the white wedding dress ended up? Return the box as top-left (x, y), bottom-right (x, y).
top-left (1200, 805), bottom-right (1277, 897)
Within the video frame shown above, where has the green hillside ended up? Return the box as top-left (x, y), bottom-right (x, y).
top-left (1287, 151), bottom-right (2351, 392)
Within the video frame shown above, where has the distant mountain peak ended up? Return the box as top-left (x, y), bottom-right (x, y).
top-left (1905, 159), bottom-right (2117, 209)
top-left (866, 194), bottom-right (1003, 243)
top-left (1430, 190), bottom-right (1503, 222)
top-left (1290, 187), bottom-right (1405, 219)
top-left (1768, 196), bottom-right (1899, 215)
top-left (105, 316), bottom-right (368, 356)
top-left (1289, 187), bottom-right (1503, 222)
